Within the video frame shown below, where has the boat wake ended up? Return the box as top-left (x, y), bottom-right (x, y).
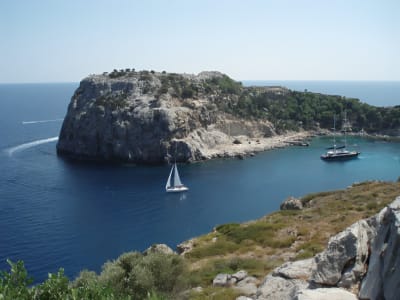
top-left (22, 118), bottom-right (64, 125)
top-left (6, 136), bottom-right (59, 156)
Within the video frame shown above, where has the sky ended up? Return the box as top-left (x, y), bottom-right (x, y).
top-left (1, 0), bottom-right (399, 83)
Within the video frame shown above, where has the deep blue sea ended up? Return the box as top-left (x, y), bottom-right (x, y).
top-left (0, 82), bottom-right (399, 283)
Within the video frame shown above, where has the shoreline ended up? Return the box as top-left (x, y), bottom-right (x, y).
top-left (192, 130), bottom-right (314, 161)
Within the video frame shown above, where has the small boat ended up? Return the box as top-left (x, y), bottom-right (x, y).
top-left (321, 114), bottom-right (360, 161)
top-left (165, 163), bottom-right (189, 193)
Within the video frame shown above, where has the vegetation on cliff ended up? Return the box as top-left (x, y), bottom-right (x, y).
top-left (232, 88), bottom-right (400, 134)
top-left (84, 69), bottom-right (400, 135)
top-left (102, 69), bottom-right (400, 134)
top-left (2, 180), bottom-right (399, 299)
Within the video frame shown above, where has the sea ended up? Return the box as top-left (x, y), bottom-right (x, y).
top-left (0, 81), bottom-right (399, 283)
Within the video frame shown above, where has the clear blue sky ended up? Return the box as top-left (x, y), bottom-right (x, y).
top-left (1, 0), bottom-right (399, 83)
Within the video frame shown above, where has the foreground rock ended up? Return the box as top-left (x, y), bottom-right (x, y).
top-left (232, 196), bottom-right (400, 299)
top-left (359, 198), bottom-right (400, 300)
top-left (280, 196), bottom-right (303, 210)
top-left (212, 270), bottom-right (259, 297)
top-left (295, 288), bottom-right (358, 300)
top-left (57, 70), bottom-right (311, 163)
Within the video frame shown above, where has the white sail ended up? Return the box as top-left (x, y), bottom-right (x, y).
top-left (173, 163), bottom-right (183, 186)
top-left (165, 163), bottom-right (188, 192)
top-left (165, 165), bottom-right (174, 190)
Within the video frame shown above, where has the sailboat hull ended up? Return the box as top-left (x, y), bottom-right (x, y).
top-left (321, 151), bottom-right (360, 161)
top-left (166, 186), bottom-right (189, 193)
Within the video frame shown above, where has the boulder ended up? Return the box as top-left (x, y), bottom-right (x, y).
top-left (256, 274), bottom-right (307, 300)
top-left (280, 196), bottom-right (303, 210)
top-left (295, 287), bottom-right (358, 300)
top-left (232, 270), bottom-right (248, 281)
top-left (311, 219), bottom-right (373, 286)
top-left (143, 244), bottom-right (175, 255)
top-left (176, 239), bottom-right (195, 255)
top-left (273, 258), bottom-right (315, 280)
top-left (213, 273), bottom-right (231, 287)
top-left (234, 276), bottom-right (258, 296)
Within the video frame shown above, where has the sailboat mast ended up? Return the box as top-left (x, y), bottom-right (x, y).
top-left (343, 110), bottom-right (347, 148)
top-left (333, 114), bottom-right (336, 151)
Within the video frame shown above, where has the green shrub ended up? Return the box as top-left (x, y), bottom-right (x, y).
top-left (34, 268), bottom-right (70, 300)
top-left (97, 251), bottom-right (188, 299)
top-left (186, 239), bottom-right (239, 259)
top-left (0, 259), bottom-right (33, 300)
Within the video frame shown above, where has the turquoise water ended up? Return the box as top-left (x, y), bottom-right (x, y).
top-left (0, 83), bottom-right (399, 283)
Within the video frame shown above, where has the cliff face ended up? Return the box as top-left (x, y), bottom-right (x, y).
top-left (57, 70), bottom-right (276, 163)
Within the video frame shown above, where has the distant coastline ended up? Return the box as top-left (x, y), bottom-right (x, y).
top-left (242, 80), bottom-right (400, 107)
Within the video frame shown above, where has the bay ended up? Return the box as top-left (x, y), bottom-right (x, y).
top-left (0, 83), bottom-right (399, 283)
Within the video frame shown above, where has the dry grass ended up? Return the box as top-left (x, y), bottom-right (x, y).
top-left (184, 180), bottom-right (400, 295)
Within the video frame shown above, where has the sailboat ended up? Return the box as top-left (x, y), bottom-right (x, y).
top-left (165, 163), bottom-right (189, 193)
top-left (321, 114), bottom-right (360, 161)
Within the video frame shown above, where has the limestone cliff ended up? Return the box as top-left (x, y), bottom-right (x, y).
top-left (57, 70), bottom-right (279, 163)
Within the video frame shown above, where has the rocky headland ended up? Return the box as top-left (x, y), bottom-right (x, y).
top-left (56, 70), bottom-right (312, 163)
top-left (57, 69), bottom-right (400, 164)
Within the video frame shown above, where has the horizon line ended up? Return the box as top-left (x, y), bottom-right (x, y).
top-left (1, 79), bottom-right (400, 85)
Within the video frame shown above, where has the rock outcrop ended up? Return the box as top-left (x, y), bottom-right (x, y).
top-left (280, 196), bottom-right (303, 210)
top-left (234, 196), bottom-right (400, 299)
top-left (359, 197), bottom-right (400, 300)
top-left (212, 270), bottom-right (259, 297)
top-left (57, 70), bottom-right (280, 163)
top-left (143, 243), bottom-right (175, 256)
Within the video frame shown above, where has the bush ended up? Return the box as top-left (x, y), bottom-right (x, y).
top-left (34, 268), bottom-right (70, 300)
top-left (97, 251), bottom-right (188, 299)
top-left (0, 259), bottom-right (33, 300)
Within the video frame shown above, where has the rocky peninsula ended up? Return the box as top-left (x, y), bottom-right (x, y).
top-left (56, 70), bottom-right (312, 163)
top-left (57, 69), bottom-right (400, 163)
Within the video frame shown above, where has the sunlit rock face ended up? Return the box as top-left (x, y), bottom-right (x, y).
top-left (57, 70), bottom-right (275, 164)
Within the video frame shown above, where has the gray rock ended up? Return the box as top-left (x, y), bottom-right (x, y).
top-left (235, 276), bottom-right (258, 296)
top-left (280, 196), bottom-right (303, 210)
top-left (311, 219), bottom-right (372, 286)
top-left (176, 239), bottom-right (195, 255)
top-left (256, 274), bottom-right (307, 300)
top-left (273, 258), bottom-right (315, 280)
top-left (143, 243), bottom-right (175, 255)
top-left (232, 270), bottom-right (248, 281)
top-left (213, 273), bottom-right (231, 287)
top-left (295, 287), bottom-right (358, 300)
top-left (359, 196), bottom-right (400, 300)
top-left (236, 296), bottom-right (254, 300)
top-left (228, 276), bottom-right (238, 285)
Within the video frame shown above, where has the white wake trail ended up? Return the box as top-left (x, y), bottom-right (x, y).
top-left (6, 137), bottom-right (59, 156)
top-left (22, 118), bottom-right (64, 125)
